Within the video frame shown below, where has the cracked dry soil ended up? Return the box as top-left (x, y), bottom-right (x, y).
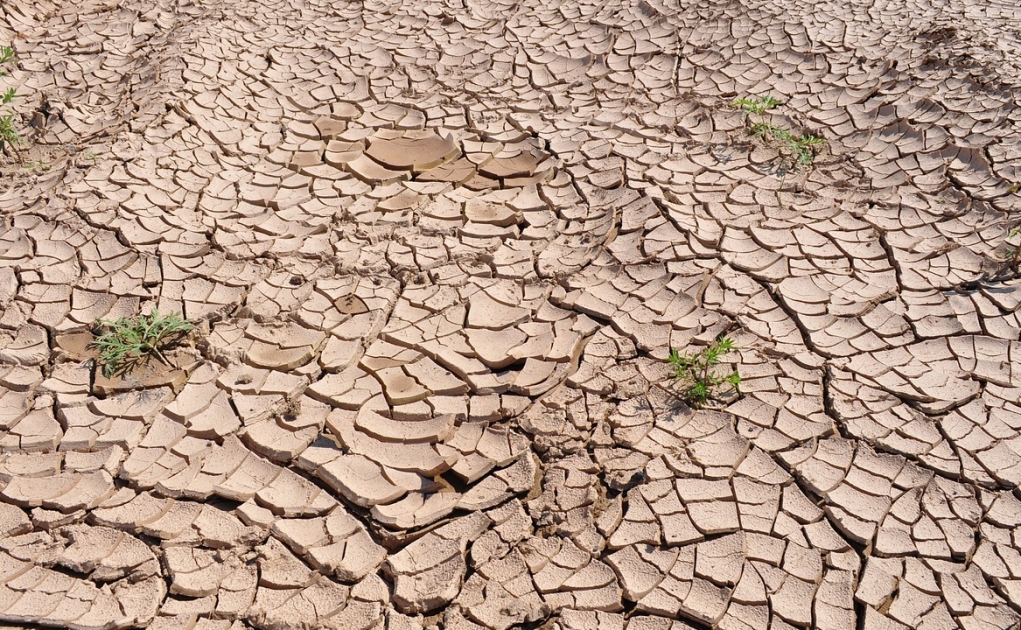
top-left (2, 0), bottom-right (1021, 629)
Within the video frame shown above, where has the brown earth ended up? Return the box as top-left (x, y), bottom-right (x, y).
top-left (1, 0), bottom-right (1021, 628)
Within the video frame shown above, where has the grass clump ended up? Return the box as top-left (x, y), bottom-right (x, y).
top-left (0, 46), bottom-right (19, 154)
top-left (89, 310), bottom-right (194, 377)
top-left (668, 336), bottom-right (741, 407)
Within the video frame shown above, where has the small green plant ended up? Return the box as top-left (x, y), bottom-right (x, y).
top-left (733, 95), bottom-right (783, 116)
top-left (668, 337), bottom-right (741, 407)
top-left (750, 120), bottom-right (780, 138)
top-left (89, 310), bottom-right (194, 377)
top-left (735, 95), bottom-right (825, 208)
top-left (789, 134), bottom-right (825, 165)
top-left (750, 121), bottom-right (824, 168)
top-left (1006, 227), bottom-right (1021, 275)
top-left (734, 95), bottom-right (825, 170)
top-left (23, 160), bottom-right (49, 171)
top-left (0, 46), bottom-right (19, 154)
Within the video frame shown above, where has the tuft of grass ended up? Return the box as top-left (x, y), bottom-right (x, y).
top-left (89, 310), bottom-right (194, 378)
top-left (0, 46), bottom-right (19, 154)
top-left (668, 336), bottom-right (741, 407)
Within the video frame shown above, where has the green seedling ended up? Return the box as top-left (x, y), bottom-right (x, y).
top-left (750, 121), bottom-right (824, 168)
top-left (789, 134), bottom-right (825, 165)
top-left (23, 160), bottom-right (49, 171)
top-left (0, 46), bottom-right (18, 154)
top-left (89, 310), bottom-right (194, 378)
top-left (736, 94), bottom-right (825, 172)
top-left (736, 95), bottom-right (825, 208)
top-left (0, 114), bottom-right (17, 151)
top-left (751, 120), bottom-right (786, 141)
top-left (733, 95), bottom-right (783, 116)
top-left (1007, 227), bottom-right (1021, 275)
top-left (668, 336), bottom-right (741, 407)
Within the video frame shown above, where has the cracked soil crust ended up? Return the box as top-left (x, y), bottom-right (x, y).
top-left (2, 0), bottom-right (1021, 629)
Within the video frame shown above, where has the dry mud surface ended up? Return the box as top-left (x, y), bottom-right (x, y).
top-left (1, 0), bottom-right (1021, 628)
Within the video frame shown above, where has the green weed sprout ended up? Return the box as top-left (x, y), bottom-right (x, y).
top-left (668, 337), bottom-right (741, 407)
top-left (89, 310), bottom-right (194, 377)
top-left (1007, 227), bottom-right (1021, 275)
top-left (750, 121), bottom-right (824, 167)
top-left (736, 94), bottom-right (825, 209)
top-left (790, 134), bottom-right (825, 165)
top-left (0, 46), bottom-right (18, 154)
top-left (735, 94), bottom-right (825, 170)
top-left (733, 95), bottom-right (783, 116)
top-left (750, 120), bottom-right (784, 140)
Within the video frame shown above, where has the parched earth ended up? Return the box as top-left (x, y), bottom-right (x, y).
top-left (1, 0), bottom-right (1021, 628)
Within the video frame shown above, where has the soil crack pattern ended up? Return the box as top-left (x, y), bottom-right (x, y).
top-left (2, 0), bottom-right (1021, 628)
